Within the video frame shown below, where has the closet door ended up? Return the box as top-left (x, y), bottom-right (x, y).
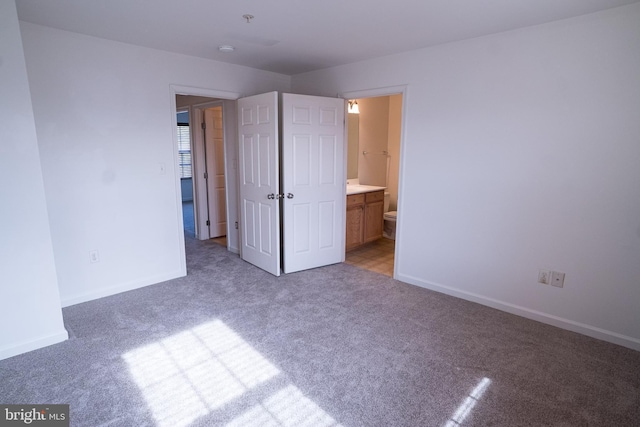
top-left (281, 94), bottom-right (346, 274)
top-left (237, 92), bottom-right (280, 276)
top-left (203, 106), bottom-right (227, 238)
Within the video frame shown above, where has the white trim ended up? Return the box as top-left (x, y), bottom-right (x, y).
top-left (61, 270), bottom-right (183, 308)
top-left (341, 98), bottom-right (348, 263)
top-left (168, 92), bottom-right (187, 277)
top-left (341, 85), bottom-right (408, 101)
top-left (0, 330), bottom-right (69, 361)
top-left (171, 85), bottom-right (241, 100)
top-left (192, 106), bottom-right (210, 240)
top-left (397, 272), bottom-right (640, 352)
top-left (221, 100), bottom-right (239, 253)
top-left (192, 100), bottom-right (225, 109)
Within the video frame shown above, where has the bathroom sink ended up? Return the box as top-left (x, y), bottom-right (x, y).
top-left (346, 184), bottom-right (386, 195)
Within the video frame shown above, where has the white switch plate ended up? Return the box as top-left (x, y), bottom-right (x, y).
top-left (538, 270), bottom-right (550, 285)
top-left (551, 271), bottom-right (565, 288)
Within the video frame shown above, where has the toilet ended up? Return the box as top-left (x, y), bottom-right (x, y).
top-left (383, 192), bottom-right (397, 240)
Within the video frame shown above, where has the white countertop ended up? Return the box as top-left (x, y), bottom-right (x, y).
top-left (346, 184), bottom-right (386, 195)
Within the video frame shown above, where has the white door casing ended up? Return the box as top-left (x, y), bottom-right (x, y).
top-left (204, 107), bottom-right (227, 237)
top-left (282, 93), bottom-right (346, 274)
top-left (237, 92), bottom-right (281, 276)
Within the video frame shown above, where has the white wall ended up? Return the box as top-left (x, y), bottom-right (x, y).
top-left (293, 4), bottom-right (640, 350)
top-left (387, 94), bottom-right (402, 212)
top-left (20, 22), bottom-right (290, 306)
top-left (347, 114), bottom-right (359, 180)
top-left (221, 100), bottom-right (240, 253)
top-left (358, 96), bottom-right (389, 187)
top-left (0, 0), bottom-right (67, 360)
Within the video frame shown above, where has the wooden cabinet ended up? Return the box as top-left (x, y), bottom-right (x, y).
top-left (364, 191), bottom-right (384, 243)
top-left (346, 194), bottom-right (365, 250)
top-left (346, 190), bottom-right (384, 251)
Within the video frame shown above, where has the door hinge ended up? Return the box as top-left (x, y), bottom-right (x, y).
top-left (206, 220), bottom-right (210, 226)
top-left (201, 122), bottom-right (206, 129)
top-left (235, 221), bottom-right (238, 230)
top-left (204, 172), bottom-right (208, 179)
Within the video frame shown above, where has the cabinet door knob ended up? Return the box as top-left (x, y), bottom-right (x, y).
top-left (287, 193), bottom-right (294, 199)
top-left (267, 193), bottom-right (275, 200)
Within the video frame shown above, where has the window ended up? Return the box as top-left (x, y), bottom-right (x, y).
top-left (177, 124), bottom-right (191, 178)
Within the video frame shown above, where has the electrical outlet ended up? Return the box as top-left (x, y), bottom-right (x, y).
top-left (89, 250), bottom-right (100, 263)
top-left (538, 269), bottom-right (550, 285)
top-left (551, 271), bottom-right (565, 288)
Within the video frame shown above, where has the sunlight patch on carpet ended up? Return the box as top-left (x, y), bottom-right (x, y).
top-left (444, 377), bottom-right (491, 427)
top-left (123, 319), bottom-right (341, 427)
top-left (122, 320), bottom-right (279, 427)
top-left (227, 385), bottom-right (342, 427)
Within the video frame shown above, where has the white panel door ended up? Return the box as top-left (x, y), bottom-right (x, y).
top-left (282, 93), bottom-right (345, 274)
top-left (204, 106), bottom-right (226, 238)
top-left (237, 92), bottom-right (280, 276)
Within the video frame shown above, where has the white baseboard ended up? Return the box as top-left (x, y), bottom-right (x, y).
top-left (396, 272), bottom-right (640, 352)
top-left (0, 329), bottom-right (69, 361)
top-left (61, 270), bottom-right (184, 308)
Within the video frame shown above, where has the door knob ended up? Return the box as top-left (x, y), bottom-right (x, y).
top-left (287, 193), bottom-right (294, 199)
top-left (267, 193), bottom-right (275, 200)
top-left (275, 193), bottom-right (284, 199)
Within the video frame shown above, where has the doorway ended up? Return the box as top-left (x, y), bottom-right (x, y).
top-left (343, 90), bottom-right (405, 278)
top-left (175, 97), bottom-right (228, 242)
top-left (170, 85), bottom-right (242, 276)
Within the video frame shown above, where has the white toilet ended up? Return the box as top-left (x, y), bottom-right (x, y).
top-left (383, 192), bottom-right (397, 240)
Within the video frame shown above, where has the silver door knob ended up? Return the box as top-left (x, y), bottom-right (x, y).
top-left (267, 193), bottom-right (275, 200)
top-left (287, 193), bottom-right (294, 199)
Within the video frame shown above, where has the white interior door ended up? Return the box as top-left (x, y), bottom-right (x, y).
top-left (204, 106), bottom-right (227, 237)
top-left (237, 92), bottom-right (280, 276)
top-left (282, 93), bottom-right (345, 274)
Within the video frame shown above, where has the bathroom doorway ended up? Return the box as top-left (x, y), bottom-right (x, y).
top-left (344, 92), bottom-right (403, 278)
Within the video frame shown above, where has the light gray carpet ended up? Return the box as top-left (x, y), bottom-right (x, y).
top-left (1, 235), bottom-right (639, 426)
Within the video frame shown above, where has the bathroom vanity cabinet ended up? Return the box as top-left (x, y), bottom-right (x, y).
top-left (346, 190), bottom-right (384, 251)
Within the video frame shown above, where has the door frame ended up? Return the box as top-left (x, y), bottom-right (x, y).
top-left (340, 85), bottom-right (408, 280)
top-left (169, 85), bottom-right (241, 274)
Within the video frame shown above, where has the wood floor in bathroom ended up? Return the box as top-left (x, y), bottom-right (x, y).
top-left (345, 237), bottom-right (395, 277)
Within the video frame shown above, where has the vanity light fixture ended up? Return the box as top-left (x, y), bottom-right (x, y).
top-left (348, 100), bottom-right (360, 114)
top-left (218, 45), bottom-right (235, 53)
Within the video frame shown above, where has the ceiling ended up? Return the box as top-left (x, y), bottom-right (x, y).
top-left (16, 0), bottom-right (639, 76)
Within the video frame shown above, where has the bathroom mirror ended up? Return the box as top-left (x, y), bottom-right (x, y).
top-left (347, 113), bottom-right (359, 180)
